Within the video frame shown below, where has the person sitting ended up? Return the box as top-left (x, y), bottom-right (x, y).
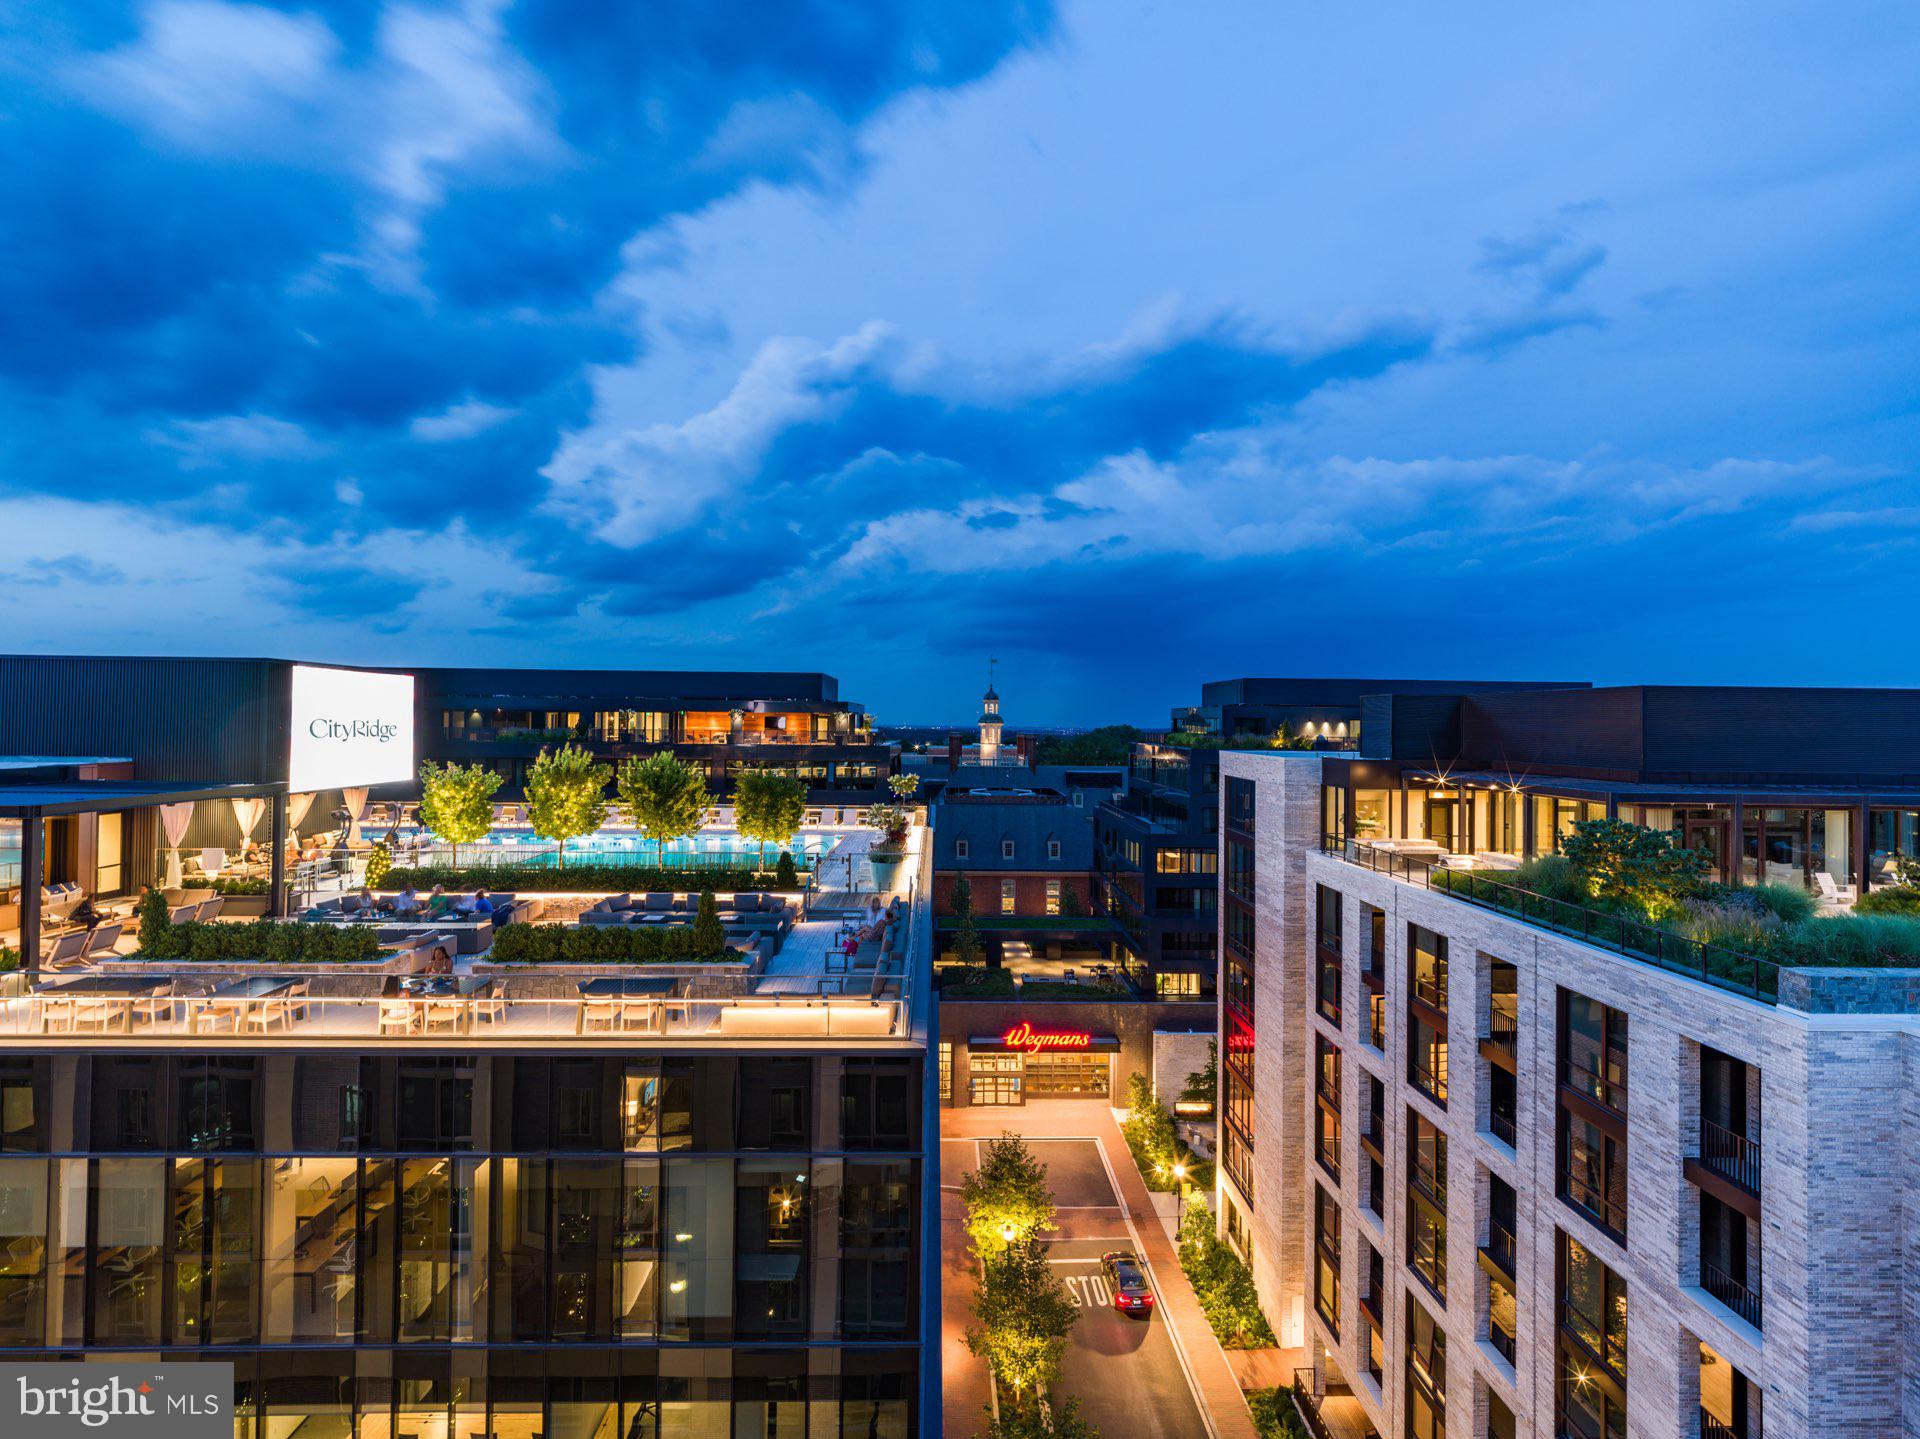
top-left (69, 896), bottom-right (102, 933)
top-left (426, 944), bottom-right (453, 976)
top-left (391, 885), bottom-right (422, 917)
top-left (464, 890), bottom-right (495, 917)
top-left (841, 933), bottom-right (860, 958)
top-left (422, 884), bottom-right (456, 919)
top-left (350, 886), bottom-right (389, 916)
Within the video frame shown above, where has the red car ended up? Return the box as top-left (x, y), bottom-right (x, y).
top-left (1103, 1250), bottom-right (1155, 1316)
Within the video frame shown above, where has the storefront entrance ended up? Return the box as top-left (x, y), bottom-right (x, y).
top-left (963, 1030), bottom-right (1120, 1105)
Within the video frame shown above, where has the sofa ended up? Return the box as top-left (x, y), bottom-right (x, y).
top-left (577, 891), bottom-right (795, 955)
top-left (309, 891), bottom-right (540, 927)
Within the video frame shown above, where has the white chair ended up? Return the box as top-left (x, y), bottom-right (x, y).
top-left (1814, 872), bottom-right (1857, 909)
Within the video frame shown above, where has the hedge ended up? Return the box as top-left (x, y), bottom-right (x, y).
top-left (487, 924), bottom-right (737, 964)
top-left (205, 875), bottom-right (271, 895)
top-left (138, 919), bottom-right (383, 964)
top-left (382, 865), bottom-right (791, 894)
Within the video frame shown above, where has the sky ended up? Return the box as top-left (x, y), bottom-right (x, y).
top-left (3, 1), bottom-right (1917, 726)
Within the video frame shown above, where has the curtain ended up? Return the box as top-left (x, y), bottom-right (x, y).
top-left (342, 787), bottom-right (369, 845)
top-left (199, 848), bottom-right (227, 876)
top-left (230, 797), bottom-right (266, 846)
top-left (159, 802), bottom-right (194, 889)
top-left (286, 792), bottom-right (317, 832)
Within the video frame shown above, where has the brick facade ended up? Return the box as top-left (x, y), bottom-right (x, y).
top-left (932, 871), bottom-right (1094, 916)
top-left (1221, 748), bottom-right (1920, 1439)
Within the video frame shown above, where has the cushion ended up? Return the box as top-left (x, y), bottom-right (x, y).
top-left (644, 893), bottom-right (675, 911)
top-left (732, 892), bottom-right (761, 913)
top-left (606, 893), bottom-right (633, 912)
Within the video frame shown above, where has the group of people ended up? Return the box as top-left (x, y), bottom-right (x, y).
top-left (839, 895), bottom-right (904, 958)
top-left (352, 884), bottom-right (494, 921)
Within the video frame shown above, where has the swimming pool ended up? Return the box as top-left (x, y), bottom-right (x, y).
top-left (392, 828), bottom-right (835, 871)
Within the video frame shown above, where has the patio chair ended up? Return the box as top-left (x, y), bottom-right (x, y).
top-left (41, 932), bottom-right (90, 970)
top-left (377, 996), bottom-right (418, 1035)
top-left (581, 1000), bottom-right (620, 1034)
top-left (168, 904), bottom-right (198, 924)
top-left (245, 996), bottom-right (297, 1035)
top-left (193, 898), bottom-right (224, 922)
top-left (1814, 872), bottom-right (1857, 909)
top-left (38, 995), bottom-right (75, 1033)
top-left (84, 924), bottom-right (124, 959)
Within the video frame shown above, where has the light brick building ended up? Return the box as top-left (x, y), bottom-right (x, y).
top-left (1216, 686), bottom-right (1920, 1439)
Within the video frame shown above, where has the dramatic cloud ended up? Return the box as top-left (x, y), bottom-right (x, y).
top-left (2, 0), bottom-right (1917, 721)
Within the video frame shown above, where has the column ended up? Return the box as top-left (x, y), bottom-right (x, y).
top-left (19, 811), bottom-right (41, 978)
top-left (1857, 801), bottom-right (1872, 894)
top-left (269, 791), bottom-right (289, 917)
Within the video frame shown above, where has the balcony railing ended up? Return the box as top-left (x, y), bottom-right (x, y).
top-left (1482, 1219), bottom-right (1516, 1277)
top-left (1323, 836), bottom-right (1781, 1003)
top-left (1484, 995), bottom-right (1517, 1050)
top-left (1699, 1118), bottom-right (1762, 1194)
top-left (1703, 1261), bottom-right (1762, 1329)
top-left (1700, 1410), bottom-right (1750, 1439)
top-left (1488, 1317), bottom-right (1516, 1364)
top-left (1489, 1106), bottom-right (1517, 1148)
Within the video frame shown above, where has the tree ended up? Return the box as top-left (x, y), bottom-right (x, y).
top-left (974, 1398), bottom-right (1102, 1439)
top-left (965, 1236), bottom-right (1078, 1403)
top-left (1057, 884), bottom-right (1085, 919)
top-left (888, 772), bottom-right (922, 802)
top-left (416, 760), bottom-right (502, 865)
top-left (616, 752), bottom-right (711, 864)
top-left (960, 1132), bottom-right (1058, 1256)
top-left (1034, 725), bottom-right (1142, 764)
top-left (691, 889), bottom-right (726, 956)
top-left (774, 851), bottom-right (799, 889)
top-left (525, 744), bottom-right (612, 866)
top-left (950, 875), bottom-right (984, 964)
top-left (1560, 817), bottom-right (1711, 917)
top-left (734, 771), bottom-right (808, 865)
top-left (365, 841), bottom-right (393, 889)
top-left (1182, 1039), bottom-right (1218, 1107)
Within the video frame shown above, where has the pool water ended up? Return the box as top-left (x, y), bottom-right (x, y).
top-left (394, 828), bottom-right (833, 870)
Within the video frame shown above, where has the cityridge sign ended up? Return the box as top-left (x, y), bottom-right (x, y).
top-left (287, 665), bottom-right (415, 792)
top-left (1, 1363), bottom-right (231, 1439)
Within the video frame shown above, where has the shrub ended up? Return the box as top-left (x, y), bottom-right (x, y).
top-left (487, 923), bottom-right (735, 964)
top-left (774, 851), bottom-right (799, 889)
top-left (0, 944), bottom-right (17, 974)
top-left (1560, 818), bottom-right (1710, 916)
top-left (691, 891), bottom-right (725, 956)
top-left (1176, 1197), bottom-right (1275, 1348)
top-left (380, 865), bottom-right (786, 893)
top-left (1246, 1388), bottom-right (1309, 1439)
top-left (949, 875), bottom-right (983, 963)
top-left (206, 875), bottom-right (271, 895)
top-left (1745, 882), bottom-right (1817, 924)
top-left (136, 889), bottom-right (171, 952)
top-left (939, 966), bottom-right (1015, 998)
top-left (1120, 1074), bottom-right (1182, 1190)
top-left (137, 918), bottom-right (381, 964)
top-left (1856, 886), bottom-right (1920, 916)
top-left (1761, 915), bottom-right (1920, 969)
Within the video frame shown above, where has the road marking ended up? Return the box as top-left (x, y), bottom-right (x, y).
top-left (1062, 1273), bottom-right (1113, 1308)
top-left (1089, 1134), bottom-right (1218, 1439)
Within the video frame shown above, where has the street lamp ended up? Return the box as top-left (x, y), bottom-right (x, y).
top-left (1000, 1220), bottom-right (1018, 1245)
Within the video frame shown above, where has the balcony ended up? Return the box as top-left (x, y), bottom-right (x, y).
top-left (1702, 1261), bottom-right (1762, 1330)
top-left (1489, 1105), bottom-right (1517, 1148)
top-left (1697, 1118), bottom-right (1762, 1195)
top-left (1480, 1219), bottom-right (1516, 1279)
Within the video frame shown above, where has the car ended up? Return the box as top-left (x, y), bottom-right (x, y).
top-left (1102, 1250), bottom-right (1155, 1316)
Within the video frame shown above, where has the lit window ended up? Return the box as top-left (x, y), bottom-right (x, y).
top-left (1001, 880), bottom-right (1016, 915)
top-left (1046, 880), bottom-right (1061, 915)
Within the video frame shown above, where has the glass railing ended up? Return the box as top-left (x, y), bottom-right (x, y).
top-left (0, 973), bottom-right (908, 1042)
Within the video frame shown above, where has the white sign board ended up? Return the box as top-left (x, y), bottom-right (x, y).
top-left (288, 665), bottom-right (416, 792)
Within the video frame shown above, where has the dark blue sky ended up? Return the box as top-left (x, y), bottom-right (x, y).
top-left (4, 2), bottom-right (1917, 724)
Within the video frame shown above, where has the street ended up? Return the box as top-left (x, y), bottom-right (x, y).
top-left (942, 1132), bottom-right (1211, 1439)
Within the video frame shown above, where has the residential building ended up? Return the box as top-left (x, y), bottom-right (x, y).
top-left (1173, 676), bottom-right (1586, 749)
top-left (1218, 684), bottom-right (1920, 1439)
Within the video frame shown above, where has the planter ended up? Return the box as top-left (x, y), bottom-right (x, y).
top-left (866, 848), bottom-right (906, 890)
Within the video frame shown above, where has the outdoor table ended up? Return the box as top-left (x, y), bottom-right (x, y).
top-left (34, 975), bottom-right (170, 1035)
top-left (191, 976), bottom-right (296, 1033)
top-left (576, 977), bottom-right (677, 1034)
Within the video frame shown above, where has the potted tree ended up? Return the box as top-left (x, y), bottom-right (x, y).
top-left (863, 799), bottom-right (911, 891)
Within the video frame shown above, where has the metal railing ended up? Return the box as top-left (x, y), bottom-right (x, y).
top-left (1484, 994), bottom-right (1518, 1048)
top-left (1699, 1118), bottom-right (1762, 1194)
top-left (1700, 1409), bottom-right (1748, 1439)
top-left (1288, 1371), bottom-right (1334, 1439)
top-left (1483, 1219), bottom-right (1517, 1277)
top-left (1489, 1106), bottom-right (1517, 1148)
top-left (1324, 835), bottom-right (1781, 1002)
top-left (1703, 1261), bottom-right (1762, 1329)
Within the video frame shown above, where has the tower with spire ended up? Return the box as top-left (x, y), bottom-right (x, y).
top-left (978, 658), bottom-right (1003, 765)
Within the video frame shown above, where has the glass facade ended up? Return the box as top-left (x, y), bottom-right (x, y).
top-left (0, 1053), bottom-right (924, 1435)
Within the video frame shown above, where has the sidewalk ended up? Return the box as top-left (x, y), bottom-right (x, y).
top-left (941, 1102), bottom-right (1261, 1439)
top-left (939, 1137), bottom-right (996, 1439)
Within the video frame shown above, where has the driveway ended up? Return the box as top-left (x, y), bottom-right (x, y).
top-left (942, 1131), bottom-right (1211, 1439)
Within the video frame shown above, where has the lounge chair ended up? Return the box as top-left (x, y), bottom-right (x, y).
top-left (40, 932), bottom-right (90, 970)
top-left (1814, 872), bottom-right (1857, 910)
top-left (84, 924), bottom-right (123, 959)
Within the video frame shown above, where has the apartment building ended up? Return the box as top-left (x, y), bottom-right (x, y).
top-left (1218, 686), bottom-right (1920, 1439)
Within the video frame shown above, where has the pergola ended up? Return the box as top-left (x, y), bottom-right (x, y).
top-left (4, 778), bottom-right (289, 969)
